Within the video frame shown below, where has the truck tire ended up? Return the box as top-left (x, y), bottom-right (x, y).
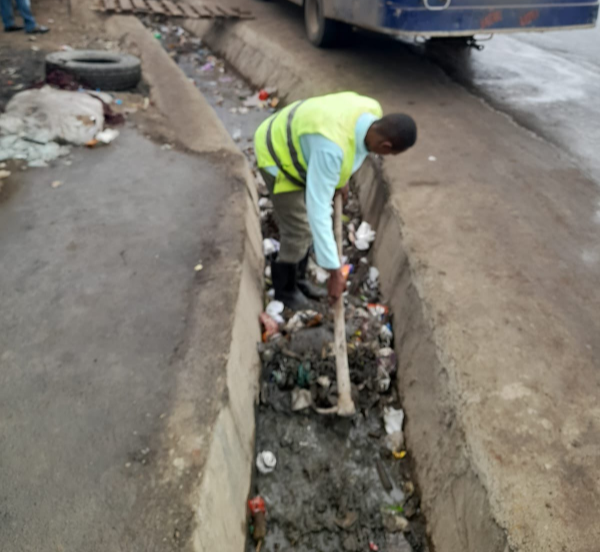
top-left (304, 0), bottom-right (351, 48)
top-left (45, 51), bottom-right (142, 91)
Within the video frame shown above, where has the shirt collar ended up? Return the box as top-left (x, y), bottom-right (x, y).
top-left (355, 113), bottom-right (380, 157)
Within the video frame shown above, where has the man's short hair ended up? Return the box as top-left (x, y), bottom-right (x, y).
top-left (372, 114), bottom-right (417, 151)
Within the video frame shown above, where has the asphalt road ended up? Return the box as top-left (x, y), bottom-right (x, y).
top-left (420, 25), bottom-right (600, 183)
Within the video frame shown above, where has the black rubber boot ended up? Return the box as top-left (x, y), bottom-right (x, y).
top-left (271, 260), bottom-right (313, 311)
top-left (297, 251), bottom-right (328, 300)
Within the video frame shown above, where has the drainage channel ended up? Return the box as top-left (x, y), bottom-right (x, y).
top-left (151, 21), bottom-right (430, 552)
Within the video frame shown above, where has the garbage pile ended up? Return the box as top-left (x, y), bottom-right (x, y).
top-left (0, 85), bottom-right (126, 168)
top-left (257, 184), bottom-right (399, 417)
top-left (252, 185), bottom-right (428, 552)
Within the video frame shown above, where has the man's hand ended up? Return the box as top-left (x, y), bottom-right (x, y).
top-left (334, 182), bottom-right (349, 205)
top-left (327, 268), bottom-right (346, 305)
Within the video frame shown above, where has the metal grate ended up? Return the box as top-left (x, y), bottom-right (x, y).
top-left (96, 0), bottom-right (253, 18)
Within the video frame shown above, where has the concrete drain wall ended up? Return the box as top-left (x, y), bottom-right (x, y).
top-left (354, 158), bottom-right (508, 552)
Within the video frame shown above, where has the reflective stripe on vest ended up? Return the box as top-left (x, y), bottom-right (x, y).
top-left (266, 100), bottom-right (306, 188)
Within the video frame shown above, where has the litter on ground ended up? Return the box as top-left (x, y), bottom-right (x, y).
top-left (0, 85), bottom-right (123, 166)
top-left (256, 451), bottom-right (277, 474)
top-left (354, 220), bottom-right (376, 250)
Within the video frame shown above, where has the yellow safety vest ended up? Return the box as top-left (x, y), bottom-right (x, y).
top-left (254, 92), bottom-right (383, 194)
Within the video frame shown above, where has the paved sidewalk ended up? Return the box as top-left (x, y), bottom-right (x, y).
top-left (0, 126), bottom-right (255, 551)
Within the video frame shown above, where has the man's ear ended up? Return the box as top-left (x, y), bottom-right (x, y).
top-left (380, 141), bottom-right (393, 155)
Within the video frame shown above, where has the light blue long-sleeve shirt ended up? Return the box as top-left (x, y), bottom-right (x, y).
top-left (264, 113), bottom-right (379, 270)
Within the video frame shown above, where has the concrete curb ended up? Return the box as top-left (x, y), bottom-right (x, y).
top-left (185, 16), bottom-right (511, 552)
top-left (106, 16), bottom-right (264, 552)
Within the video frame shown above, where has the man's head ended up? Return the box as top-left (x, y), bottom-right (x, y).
top-left (365, 114), bottom-right (417, 156)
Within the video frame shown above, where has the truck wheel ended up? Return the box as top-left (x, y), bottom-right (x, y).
top-left (304, 0), bottom-right (350, 48)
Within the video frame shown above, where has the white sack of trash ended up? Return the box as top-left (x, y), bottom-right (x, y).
top-left (0, 86), bottom-right (117, 167)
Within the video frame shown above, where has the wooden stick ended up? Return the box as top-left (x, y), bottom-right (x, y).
top-left (333, 194), bottom-right (356, 417)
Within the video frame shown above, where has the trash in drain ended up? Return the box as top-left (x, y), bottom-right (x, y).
top-left (254, 183), bottom-right (429, 552)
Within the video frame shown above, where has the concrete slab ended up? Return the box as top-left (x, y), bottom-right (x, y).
top-left (185, 4), bottom-right (600, 552)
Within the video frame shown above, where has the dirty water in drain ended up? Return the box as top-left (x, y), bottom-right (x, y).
top-left (151, 21), bottom-right (429, 552)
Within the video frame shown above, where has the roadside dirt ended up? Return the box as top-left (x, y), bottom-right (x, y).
top-left (150, 21), bottom-right (431, 552)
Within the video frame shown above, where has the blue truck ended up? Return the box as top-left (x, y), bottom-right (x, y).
top-left (288, 0), bottom-right (599, 47)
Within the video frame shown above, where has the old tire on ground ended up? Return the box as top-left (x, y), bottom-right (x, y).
top-left (45, 50), bottom-right (141, 91)
top-left (304, 0), bottom-right (351, 48)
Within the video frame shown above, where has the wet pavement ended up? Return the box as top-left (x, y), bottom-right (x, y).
top-left (418, 25), bottom-right (600, 182)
